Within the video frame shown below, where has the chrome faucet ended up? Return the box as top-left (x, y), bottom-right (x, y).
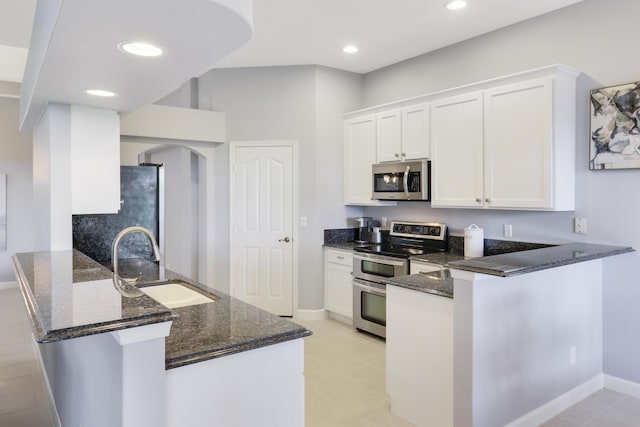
top-left (111, 226), bottom-right (162, 285)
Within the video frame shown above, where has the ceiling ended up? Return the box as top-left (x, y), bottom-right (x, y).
top-left (0, 0), bottom-right (583, 79)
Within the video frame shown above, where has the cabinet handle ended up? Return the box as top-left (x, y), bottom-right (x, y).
top-left (401, 152), bottom-right (406, 157)
top-left (475, 198), bottom-right (481, 203)
top-left (336, 256), bottom-right (344, 260)
top-left (394, 153), bottom-right (400, 157)
top-left (485, 198), bottom-right (491, 203)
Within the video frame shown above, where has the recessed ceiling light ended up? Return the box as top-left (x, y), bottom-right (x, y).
top-left (118, 41), bottom-right (165, 57)
top-left (343, 45), bottom-right (359, 54)
top-left (446, 0), bottom-right (467, 10)
top-left (84, 89), bottom-right (117, 97)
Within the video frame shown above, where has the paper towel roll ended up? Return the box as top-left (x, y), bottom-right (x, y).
top-left (464, 224), bottom-right (484, 258)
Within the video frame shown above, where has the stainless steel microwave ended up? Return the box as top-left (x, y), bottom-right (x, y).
top-left (372, 160), bottom-right (430, 201)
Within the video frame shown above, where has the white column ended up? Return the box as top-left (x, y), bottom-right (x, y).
top-left (33, 103), bottom-right (72, 251)
top-left (32, 103), bottom-right (121, 251)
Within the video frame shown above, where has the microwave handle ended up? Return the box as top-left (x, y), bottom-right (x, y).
top-left (403, 165), bottom-right (410, 197)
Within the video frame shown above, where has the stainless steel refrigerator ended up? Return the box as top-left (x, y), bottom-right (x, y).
top-left (72, 165), bottom-right (163, 265)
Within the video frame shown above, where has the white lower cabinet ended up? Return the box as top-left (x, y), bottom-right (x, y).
top-left (387, 285), bottom-right (453, 427)
top-left (324, 248), bottom-right (353, 321)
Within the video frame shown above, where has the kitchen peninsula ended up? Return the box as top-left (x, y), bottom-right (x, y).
top-left (385, 242), bottom-right (633, 427)
top-left (13, 250), bottom-right (310, 427)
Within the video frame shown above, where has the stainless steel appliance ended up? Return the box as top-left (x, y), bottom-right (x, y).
top-left (372, 160), bottom-right (430, 201)
top-left (352, 221), bottom-right (448, 338)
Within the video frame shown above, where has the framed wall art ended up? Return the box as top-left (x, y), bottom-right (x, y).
top-left (590, 81), bottom-right (640, 170)
top-left (0, 174), bottom-right (5, 251)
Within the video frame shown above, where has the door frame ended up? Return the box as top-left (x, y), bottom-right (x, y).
top-left (229, 140), bottom-right (299, 316)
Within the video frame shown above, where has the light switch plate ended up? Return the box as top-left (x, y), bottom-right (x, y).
top-left (574, 217), bottom-right (587, 234)
top-left (299, 216), bottom-right (308, 227)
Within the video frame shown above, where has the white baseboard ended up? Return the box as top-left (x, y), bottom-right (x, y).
top-left (604, 374), bottom-right (640, 399)
top-left (505, 374), bottom-right (604, 427)
top-left (327, 312), bottom-right (353, 327)
top-left (0, 281), bottom-right (17, 289)
top-left (294, 309), bottom-right (328, 321)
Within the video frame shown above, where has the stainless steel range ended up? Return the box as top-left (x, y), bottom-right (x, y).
top-left (352, 221), bottom-right (448, 338)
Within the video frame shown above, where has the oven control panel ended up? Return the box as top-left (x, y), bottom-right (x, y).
top-left (390, 221), bottom-right (447, 240)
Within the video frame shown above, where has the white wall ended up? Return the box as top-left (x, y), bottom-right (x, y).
top-left (454, 260), bottom-right (603, 426)
top-left (0, 97), bottom-right (33, 282)
top-left (198, 65), bottom-right (363, 309)
top-left (145, 146), bottom-right (200, 281)
top-left (360, 0), bottom-right (640, 384)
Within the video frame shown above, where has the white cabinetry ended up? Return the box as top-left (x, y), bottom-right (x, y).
top-left (431, 67), bottom-right (578, 211)
top-left (431, 92), bottom-right (484, 208)
top-left (376, 110), bottom-right (402, 162)
top-left (71, 105), bottom-right (120, 214)
top-left (376, 103), bottom-right (430, 163)
top-left (324, 248), bottom-right (353, 321)
top-left (344, 115), bottom-right (395, 206)
top-left (484, 78), bottom-right (556, 209)
top-left (387, 285), bottom-right (453, 427)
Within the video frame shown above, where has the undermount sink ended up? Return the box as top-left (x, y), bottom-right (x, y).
top-left (140, 281), bottom-right (216, 309)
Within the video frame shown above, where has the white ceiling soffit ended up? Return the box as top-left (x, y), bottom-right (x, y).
top-left (19, 0), bottom-right (253, 130)
top-left (0, 46), bottom-right (28, 83)
top-left (214, 0), bottom-right (584, 74)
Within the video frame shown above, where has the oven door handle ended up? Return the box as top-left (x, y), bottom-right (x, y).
top-left (353, 280), bottom-right (386, 297)
top-left (353, 254), bottom-right (406, 267)
top-left (403, 165), bottom-right (410, 197)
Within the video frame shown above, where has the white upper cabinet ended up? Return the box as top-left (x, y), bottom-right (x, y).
top-left (345, 64), bottom-right (579, 211)
top-left (431, 92), bottom-right (484, 208)
top-left (71, 106), bottom-right (121, 214)
top-left (430, 66), bottom-right (578, 211)
top-left (344, 115), bottom-right (395, 206)
top-left (402, 103), bottom-right (431, 160)
top-left (484, 77), bottom-right (554, 209)
top-left (376, 110), bottom-right (402, 162)
top-left (376, 103), bottom-right (430, 163)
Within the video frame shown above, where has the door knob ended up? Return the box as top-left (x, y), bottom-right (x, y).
top-left (278, 237), bottom-right (291, 243)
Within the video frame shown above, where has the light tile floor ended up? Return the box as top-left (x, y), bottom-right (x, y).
top-left (298, 316), bottom-right (640, 427)
top-left (0, 287), bottom-right (56, 427)
top-left (3, 286), bottom-right (640, 427)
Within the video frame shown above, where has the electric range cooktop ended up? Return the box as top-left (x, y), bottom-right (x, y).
top-left (354, 221), bottom-right (448, 259)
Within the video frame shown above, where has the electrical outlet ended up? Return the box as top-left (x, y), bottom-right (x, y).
top-left (574, 217), bottom-right (587, 234)
top-left (503, 224), bottom-right (513, 238)
top-left (570, 347), bottom-right (576, 365)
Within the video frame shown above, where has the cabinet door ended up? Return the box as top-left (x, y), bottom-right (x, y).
top-left (376, 110), bottom-right (402, 163)
top-left (430, 92), bottom-right (484, 208)
top-left (484, 78), bottom-right (553, 209)
top-left (402, 103), bottom-right (430, 160)
top-left (324, 251), bottom-right (354, 319)
top-left (344, 115), bottom-right (377, 205)
top-left (71, 105), bottom-right (121, 214)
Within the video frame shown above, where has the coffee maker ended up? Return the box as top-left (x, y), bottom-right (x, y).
top-left (353, 217), bottom-right (379, 244)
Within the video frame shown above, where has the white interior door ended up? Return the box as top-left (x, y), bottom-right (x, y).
top-left (231, 143), bottom-right (294, 316)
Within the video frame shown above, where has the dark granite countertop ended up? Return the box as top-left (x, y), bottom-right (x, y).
top-left (12, 250), bottom-right (177, 343)
top-left (447, 243), bottom-right (634, 277)
top-left (410, 252), bottom-right (466, 265)
top-left (323, 241), bottom-right (368, 251)
top-left (13, 250), bottom-right (311, 369)
top-left (385, 270), bottom-right (453, 299)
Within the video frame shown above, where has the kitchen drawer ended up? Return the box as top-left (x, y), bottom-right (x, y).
top-left (326, 249), bottom-right (353, 266)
